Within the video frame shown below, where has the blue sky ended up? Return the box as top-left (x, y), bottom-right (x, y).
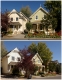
top-left (3, 41), bottom-right (61, 63)
top-left (1, 1), bottom-right (47, 13)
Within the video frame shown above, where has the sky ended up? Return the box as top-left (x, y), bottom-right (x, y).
top-left (2, 41), bottom-right (61, 63)
top-left (1, 1), bottom-right (47, 13)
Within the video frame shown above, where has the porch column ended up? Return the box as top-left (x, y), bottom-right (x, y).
top-left (37, 24), bottom-right (39, 31)
top-left (13, 25), bottom-right (14, 32)
top-left (18, 25), bottom-right (19, 30)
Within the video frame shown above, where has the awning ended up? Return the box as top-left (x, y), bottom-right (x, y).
top-left (10, 22), bottom-right (22, 26)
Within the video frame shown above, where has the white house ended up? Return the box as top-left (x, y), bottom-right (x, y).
top-left (1, 47), bottom-right (22, 74)
top-left (8, 9), bottom-right (29, 34)
top-left (1, 48), bottom-right (44, 74)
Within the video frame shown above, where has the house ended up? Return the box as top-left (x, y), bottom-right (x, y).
top-left (32, 53), bottom-right (45, 71)
top-left (8, 9), bottom-right (29, 34)
top-left (1, 47), bottom-right (44, 74)
top-left (1, 47), bottom-right (23, 74)
top-left (8, 6), bottom-right (55, 35)
top-left (29, 6), bottom-right (55, 35)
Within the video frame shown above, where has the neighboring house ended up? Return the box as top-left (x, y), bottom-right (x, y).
top-left (1, 47), bottom-right (23, 74)
top-left (1, 48), bottom-right (44, 74)
top-left (29, 6), bottom-right (55, 35)
top-left (8, 9), bottom-right (29, 34)
top-left (31, 53), bottom-right (45, 72)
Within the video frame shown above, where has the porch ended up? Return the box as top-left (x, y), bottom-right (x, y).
top-left (31, 20), bottom-right (44, 33)
top-left (9, 22), bottom-right (22, 34)
top-left (30, 20), bottom-right (55, 35)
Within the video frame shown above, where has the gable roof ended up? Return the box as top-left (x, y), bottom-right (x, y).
top-left (2, 47), bottom-right (22, 58)
top-left (30, 6), bottom-right (48, 18)
top-left (32, 53), bottom-right (43, 63)
top-left (19, 12), bottom-right (29, 20)
top-left (2, 47), bottom-right (43, 63)
top-left (8, 9), bottom-right (29, 21)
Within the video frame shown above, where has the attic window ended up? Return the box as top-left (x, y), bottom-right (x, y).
top-left (11, 18), bottom-right (13, 21)
top-left (36, 15), bottom-right (38, 20)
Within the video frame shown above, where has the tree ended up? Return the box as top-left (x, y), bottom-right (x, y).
top-left (20, 6), bottom-right (32, 18)
top-left (17, 48), bottom-right (35, 78)
top-left (28, 42), bottom-right (53, 71)
top-left (44, 1), bottom-right (61, 32)
top-left (1, 10), bottom-right (10, 34)
top-left (56, 63), bottom-right (61, 74)
top-left (1, 41), bottom-right (7, 57)
top-left (28, 43), bottom-right (37, 54)
top-left (49, 61), bottom-right (57, 72)
top-left (26, 22), bottom-right (33, 33)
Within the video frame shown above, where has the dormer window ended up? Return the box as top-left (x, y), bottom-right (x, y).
top-left (11, 18), bottom-right (13, 21)
top-left (16, 17), bottom-right (18, 21)
top-left (36, 15), bottom-right (38, 20)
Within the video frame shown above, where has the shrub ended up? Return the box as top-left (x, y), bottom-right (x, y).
top-left (12, 66), bottom-right (19, 75)
top-left (24, 29), bottom-right (28, 34)
top-left (39, 72), bottom-right (45, 77)
top-left (26, 22), bottom-right (32, 31)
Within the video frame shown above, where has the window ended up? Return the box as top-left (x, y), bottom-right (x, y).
top-left (16, 17), bottom-right (18, 21)
top-left (11, 18), bottom-right (13, 21)
top-left (17, 57), bottom-right (20, 61)
top-left (38, 60), bottom-right (40, 63)
top-left (12, 56), bottom-right (15, 61)
top-left (36, 15), bottom-right (38, 19)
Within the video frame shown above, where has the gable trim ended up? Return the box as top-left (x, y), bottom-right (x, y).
top-left (30, 7), bottom-right (48, 18)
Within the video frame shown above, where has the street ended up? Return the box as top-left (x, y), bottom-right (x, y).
top-left (1, 75), bottom-right (61, 80)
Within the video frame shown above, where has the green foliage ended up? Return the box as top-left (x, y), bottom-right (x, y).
top-left (56, 63), bottom-right (61, 74)
top-left (34, 66), bottom-right (38, 73)
top-left (39, 72), bottom-right (45, 77)
top-left (44, 1), bottom-right (61, 32)
top-left (28, 42), bottom-right (53, 71)
top-left (28, 43), bottom-right (37, 54)
top-left (12, 66), bottom-right (19, 75)
top-left (20, 6), bottom-right (32, 18)
top-left (49, 61), bottom-right (57, 72)
top-left (1, 41), bottom-right (7, 57)
top-left (26, 22), bottom-right (32, 32)
top-left (37, 42), bottom-right (52, 71)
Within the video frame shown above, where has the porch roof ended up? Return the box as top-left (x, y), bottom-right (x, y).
top-left (9, 62), bottom-right (18, 65)
top-left (10, 22), bottom-right (22, 26)
top-left (31, 20), bottom-right (42, 24)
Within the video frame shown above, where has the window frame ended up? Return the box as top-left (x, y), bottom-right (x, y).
top-left (36, 15), bottom-right (38, 20)
top-left (17, 57), bottom-right (20, 61)
top-left (12, 56), bottom-right (15, 61)
top-left (16, 17), bottom-right (18, 21)
top-left (11, 18), bottom-right (13, 21)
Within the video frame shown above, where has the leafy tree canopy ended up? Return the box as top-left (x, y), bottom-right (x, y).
top-left (43, 1), bottom-right (61, 32)
top-left (20, 6), bottom-right (32, 18)
top-left (28, 42), bottom-right (53, 71)
top-left (1, 41), bottom-right (7, 57)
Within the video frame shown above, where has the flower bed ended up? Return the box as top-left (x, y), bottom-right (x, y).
top-left (25, 32), bottom-right (61, 38)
